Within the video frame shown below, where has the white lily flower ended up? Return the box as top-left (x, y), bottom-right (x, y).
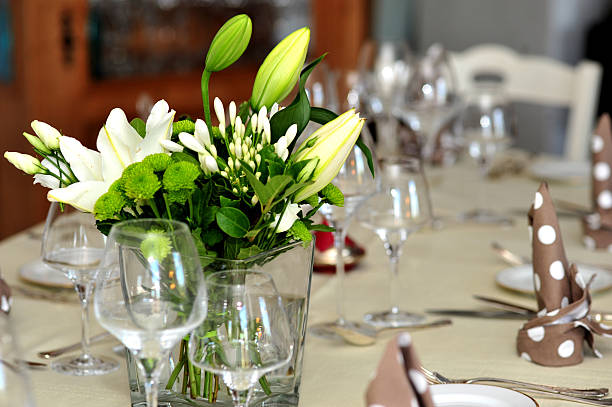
top-left (229, 101), bottom-right (236, 127)
top-left (160, 139), bottom-right (184, 152)
top-left (271, 203), bottom-right (301, 233)
top-left (134, 100), bottom-right (175, 161)
top-left (31, 120), bottom-right (61, 150)
top-left (4, 152), bottom-right (43, 174)
top-left (49, 99), bottom-right (176, 212)
top-left (34, 174), bottom-right (59, 189)
top-left (214, 97), bottom-right (225, 128)
top-left (59, 137), bottom-right (102, 182)
top-left (194, 119), bottom-right (211, 147)
top-left (179, 132), bottom-right (206, 153)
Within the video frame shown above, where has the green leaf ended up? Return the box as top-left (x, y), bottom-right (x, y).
top-left (223, 238), bottom-right (242, 259)
top-left (202, 228), bottom-right (223, 246)
top-left (310, 107), bottom-right (375, 177)
top-left (267, 159), bottom-right (285, 177)
top-left (243, 170), bottom-right (271, 207)
top-left (238, 101), bottom-right (251, 123)
top-left (237, 245), bottom-right (263, 260)
top-left (216, 207), bottom-right (250, 238)
top-left (288, 220), bottom-right (312, 244)
top-left (130, 118), bottom-right (146, 138)
top-left (265, 175), bottom-right (293, 203)
top-left (308, 223), bottom-right (335, 232)
top-left (220, 196), bottom-right (240, 208)
top-left (269, 54), bottom-right (326, 148)
top-left (277, 181), bottom-right (312, 203)
top-left (321, 183), bottom-right (344, 206)
top-left (201, 205), bottom-right (218, 226)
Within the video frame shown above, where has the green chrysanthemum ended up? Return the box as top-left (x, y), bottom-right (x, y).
top-left (163, 161), bottom-right (201, 191)
top-left (166, 188), bottom-right (194, 205)
top-left (142, 153), bottom-right (172, 172)
top-left (124, 172), bottom-right (161, 200)
top-left (140, 233), bottom-right (172, 261)
top-left (172, 119), bottom-right (196, 137)
top-left (93, 191), bottom-right (127, 221)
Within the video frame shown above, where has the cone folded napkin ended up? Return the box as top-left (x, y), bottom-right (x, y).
top-left (583, 114), bottom-right (612, 250)
top-left (517, 183), bottom-right (612, 366)
top-left (366, 333), bottom-right (435, 407)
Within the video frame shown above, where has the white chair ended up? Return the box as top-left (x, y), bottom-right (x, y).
top-left (449, 44), bottom-right (602, 161)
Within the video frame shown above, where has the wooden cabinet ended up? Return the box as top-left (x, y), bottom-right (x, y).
top-left (0, 0), bottom-right (369, 239)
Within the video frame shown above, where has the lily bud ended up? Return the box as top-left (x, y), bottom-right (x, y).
top-left (23, 132), bottom-right (51, 154)
top-left (250, 27), bottom-right (310, 110)
top-left (31, 120), bottom-right (61, 150)
top-left (4, 152), bottom-right (44, 175)
top-left (293, 109), bottom-right (365, 202)
top-left (204, 14), bottom-right (252, 72)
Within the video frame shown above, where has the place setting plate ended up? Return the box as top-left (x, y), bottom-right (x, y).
top-left (18, 258), bottom-right (72, 289)
top-left (430, 384), bottom-right (538, 407)
top-left (496, 263), bottom-right (612, 294)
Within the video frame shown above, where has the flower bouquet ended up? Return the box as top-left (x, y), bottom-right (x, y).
top-left (5, 14), bottom-right (373, 405)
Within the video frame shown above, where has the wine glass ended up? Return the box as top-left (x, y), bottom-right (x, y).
top-left (402, 43), bottom-right (461, 163)
top-left (40, 202), bottom-right (118, 376)
top-left (357, 158), bottom-right (432, 327)
top-left (94, 219), bottom-right (207, 407)
top-left (457, 74), bottom-right (515, 224)
top-left (0, 316), bottom-right (36, 406)
top-left (188, 270), bottom-right (293, 407)
top-left (309, 140), bottom-right (379, 337)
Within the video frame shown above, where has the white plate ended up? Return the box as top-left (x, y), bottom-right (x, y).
top-left (496, 263), bottom-right (612, 294)
top-left (18, 259), bottom-right (72, 289)
top-left (431, 384), bottom-right (538, 407)
top-left (528, 160), bottom-right (589, 182)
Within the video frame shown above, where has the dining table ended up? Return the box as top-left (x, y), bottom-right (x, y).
top-left (2, 159), bottom-right (612, 406)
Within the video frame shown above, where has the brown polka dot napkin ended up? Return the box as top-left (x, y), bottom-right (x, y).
top-left (517, 183), bottom-right (612, 366)
top-left (366, 333), bottom-right (435, 407)
top-left (583, 114), bottom-right (612, 250)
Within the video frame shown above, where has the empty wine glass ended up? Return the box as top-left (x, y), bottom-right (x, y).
top-left (457, 74), bottom-right (515, 224)
top-left (189, 270), bottom-right (293, 407)
top-left (357, 158), bottom-right (432, 327)
top-left (0, 316), bottom-right (36, 406)
top-left (309, 139), bottom-right (379, 337)
top-left (41, 202), bottom-right (118, 376)
top-left (94, 219), bottom-right (207, 407)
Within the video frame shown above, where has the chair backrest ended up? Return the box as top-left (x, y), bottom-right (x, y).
top-left (449, 44), bottom-right (602, 161)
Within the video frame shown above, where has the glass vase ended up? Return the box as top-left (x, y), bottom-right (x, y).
top-left (126, 240), bottom-right (315, 407)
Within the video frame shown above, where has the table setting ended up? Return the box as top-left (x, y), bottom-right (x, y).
top-left (2, 11), bottom-right (612, 407)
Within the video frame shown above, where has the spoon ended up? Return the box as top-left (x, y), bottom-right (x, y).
top-left (329, 319), bottom-right (452, 346)
top-left (0, 274), bottom-right (12, 315)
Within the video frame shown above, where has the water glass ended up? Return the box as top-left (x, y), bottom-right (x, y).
top-left (41, 202), bottom-right (118, 376)
top-left (189, 270), bottom-right (293, 407)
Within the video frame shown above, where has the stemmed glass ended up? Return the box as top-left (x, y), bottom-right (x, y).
top-left (188, 270), bottom-right (293, 407)
top-left (41, 202), bottom-right (118, 376)
top-left (0, 316), bottom-right (36, 406)
top-left (357, 158), bottom-right (432, 327)
top-left (309, 141), bottom-right (379, 336)
top-left (94, 219), bottom-right (207, 407)
top-left (457, 76), bottom-right (515, 224)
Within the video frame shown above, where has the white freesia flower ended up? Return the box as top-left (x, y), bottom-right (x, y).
top-left (194, 119), bottom-right (211, 148)
top-left (271, 203), bottom-right (301, 233)
top-left (48, 99), bottom-right (176, 212)
top-left (214, 97), bottom-right (225, 128)
top-left (31, 120), bottom-right (61, 150)
top-left (179, 132), bottom-right (206, 154)
top-left (160, 139), bottom-right (183, 152)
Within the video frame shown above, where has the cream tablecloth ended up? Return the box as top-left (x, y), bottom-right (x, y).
top-left (2, 163), bottom-right (612, 406)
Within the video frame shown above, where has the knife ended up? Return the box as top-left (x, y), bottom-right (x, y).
top-left (425, 309), bottom-right (529, 319)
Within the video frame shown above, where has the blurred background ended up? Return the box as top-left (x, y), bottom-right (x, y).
top-left (0, 0), bottom-right (610, 238)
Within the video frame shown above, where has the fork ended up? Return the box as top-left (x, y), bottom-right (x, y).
top-left (420, 365), bottom-right (609, 400)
